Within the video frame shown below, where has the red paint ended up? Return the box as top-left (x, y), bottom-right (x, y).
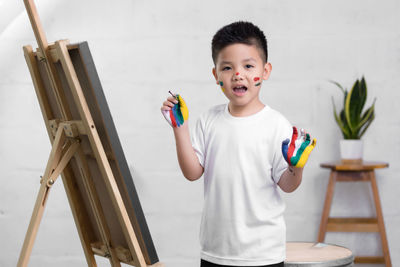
top-left (169, 110), bottom-right (177, 127)
top-left (287, 126), bottom-right (298, 164)
top-left (254, 77), bottom-right (260, 81)
top-left (236, 72), bottom-right (239, 75)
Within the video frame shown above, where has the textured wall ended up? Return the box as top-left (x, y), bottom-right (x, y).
top-left (0, 0), bottom-right (399, 266)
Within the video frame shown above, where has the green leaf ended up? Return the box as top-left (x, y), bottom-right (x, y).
top-left (340, 108), bottom-right (353, 139)
top-left (355, 98), bottom-right (375, 131)
top-left (359, 111), bottom-right (375, 139)
top-left (351, 78), bottom-right (367, 125)
top-left (332, 97), bottom-right (351, 138)
top-left (329, 80), bottom-right (346, 94)
top-left (358, 76), bottom-right (368, 114)
top-left (345, 78), bottom-right (367, 133)
top-left (344, 81), bottom-right (356, 134)
top-left (343, 91), bottom-right (348, 109)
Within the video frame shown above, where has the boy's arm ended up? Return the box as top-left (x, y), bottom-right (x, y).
top-left (173, 123), bottom-right (204, 181)
top-left (278, 166), bottom-right (303, 193)
top-left (161, 94), bottom-right (204, 181)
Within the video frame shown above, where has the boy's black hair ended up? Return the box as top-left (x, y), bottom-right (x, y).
top-left (211, 21), bottom-right (268, 65)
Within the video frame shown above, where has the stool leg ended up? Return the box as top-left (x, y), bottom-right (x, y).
top-left (370, 171), bottom-right (392, 267)
top-left (318, 171), bottom-right (337, 242)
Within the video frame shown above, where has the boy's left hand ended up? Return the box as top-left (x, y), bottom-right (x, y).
top-left (282, 126), bottom-right (316, 168)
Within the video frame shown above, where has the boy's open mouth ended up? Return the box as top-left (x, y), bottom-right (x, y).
top-left (233, 85), bottom-right (247, 96)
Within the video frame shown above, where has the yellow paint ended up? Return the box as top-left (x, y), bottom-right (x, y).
top-left (296, 138), bottom-right (316, 167)
top-left (178, 95), bottom-right (189, 121)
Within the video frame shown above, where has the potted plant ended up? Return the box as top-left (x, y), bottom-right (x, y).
top-left (331, 76), bottom-right (376, 161)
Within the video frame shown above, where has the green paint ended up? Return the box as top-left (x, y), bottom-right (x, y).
top-left (290, 134), bottom-right (311, 166)
top-left (175, 94), bottom-right (184, 125)
top-left (219, 81), bottom-right (223, 86)
top-left (255, 82), bottom-right (261, 86)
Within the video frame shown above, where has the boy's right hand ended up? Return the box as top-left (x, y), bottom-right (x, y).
top-left (161, 93), bottom-right (189, 128)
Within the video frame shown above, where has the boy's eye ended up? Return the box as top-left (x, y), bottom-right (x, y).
top-left (245, 64), bottom-right (254, 69)
top-left (222, 66), bottom-right (231, 71)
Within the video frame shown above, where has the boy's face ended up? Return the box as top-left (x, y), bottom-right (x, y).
top-left (212, 43), bottom-right (271, 111)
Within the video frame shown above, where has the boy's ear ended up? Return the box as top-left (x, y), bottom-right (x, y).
top-left (262, 62), bottom-right (272, 80)
top-left (212, 67), bottom-right (219, 84)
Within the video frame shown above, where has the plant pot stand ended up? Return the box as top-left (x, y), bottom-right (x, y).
top-left (318, 161), bottom-right (391, 266)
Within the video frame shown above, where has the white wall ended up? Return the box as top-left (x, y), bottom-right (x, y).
top-left (0, 0), bottom-right (399, 266)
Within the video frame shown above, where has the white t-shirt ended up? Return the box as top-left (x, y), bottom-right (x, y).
top-left (191, 103), bottom-right (293, 266)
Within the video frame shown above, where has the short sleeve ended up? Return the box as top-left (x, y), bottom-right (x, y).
top-left (191, 116), bottom-right (205, 167)
top-left (271, 117), bottom-right (293, 183)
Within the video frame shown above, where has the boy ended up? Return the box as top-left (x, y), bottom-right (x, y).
top-left (161, 21), bottom-right (316, 267)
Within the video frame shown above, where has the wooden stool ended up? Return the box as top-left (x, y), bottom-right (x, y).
top-left (285, 242), bottom-right (354, 266)
top-left (318, 161), bottom-right (391, 266)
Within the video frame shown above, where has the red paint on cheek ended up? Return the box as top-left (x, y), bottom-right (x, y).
top-left (254, 77), bottom-right (260, 81)
top-left (236, 72), bottom-right (239, 75)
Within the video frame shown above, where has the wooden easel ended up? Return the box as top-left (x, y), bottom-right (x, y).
top-left (18, 1), bottom-right (163, 266)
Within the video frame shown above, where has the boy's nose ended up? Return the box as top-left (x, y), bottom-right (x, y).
top-left (234, 72), bottom-right (243, 80)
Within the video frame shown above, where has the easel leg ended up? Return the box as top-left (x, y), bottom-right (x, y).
top-left (317, 170), bottom-right (337, 242)
top-left (18, 125), bottom-right (74, 266)
top-left (17, 182), bottom-right (51, 267)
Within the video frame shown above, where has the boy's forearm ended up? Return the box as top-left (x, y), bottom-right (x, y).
top-left (173, 123), bottom-right (204, 181)
top-left (278, 166), bottom-right (303, 193)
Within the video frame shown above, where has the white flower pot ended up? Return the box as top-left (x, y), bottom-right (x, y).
top-left (340, 139), bottom-right (363, 160)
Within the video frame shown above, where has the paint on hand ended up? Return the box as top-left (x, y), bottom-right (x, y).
top-left (162, 93), bottom-right (189, 128)
top-left (281, 126), bottom-right (317, 168)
